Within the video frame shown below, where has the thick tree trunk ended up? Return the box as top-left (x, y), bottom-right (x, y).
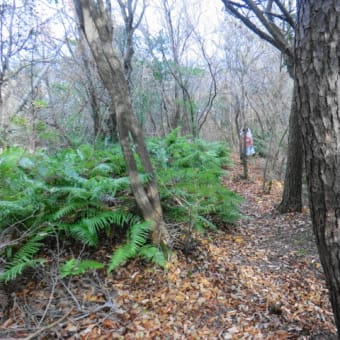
top-left (277, 84), bottom-right (303, 213)
top-left (74, 0), bottom-right (169, 246)
top-left (296, 0), bottom-right (340, 334)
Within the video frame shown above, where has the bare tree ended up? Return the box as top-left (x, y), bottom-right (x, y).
top-left (0, 0), bottom-right (36, 142)
top-left (140, 0), bottom-right (218, 138)
top-left (117, 0), bottom-right (146, 86)
top-left (221, 0), bottom-right (303, 213)
top-left (159, 0), bottom-right (193, 133)
top-left (73, 0), bottom-right (169, 246)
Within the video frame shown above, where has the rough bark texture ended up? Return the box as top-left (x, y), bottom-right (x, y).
top-left (277, 84), bottom-right (303, 212)
top-left (295, 0), bottom-right (340, 334)
top-left (74, 0), bottom-right (169, 246)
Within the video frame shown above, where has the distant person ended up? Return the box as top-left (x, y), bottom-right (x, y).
top-left (240, 127), bottom-right (255, 156)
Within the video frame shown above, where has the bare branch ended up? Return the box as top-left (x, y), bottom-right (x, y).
top-left (222, 1), bottom-right (283, 51)
top-left (273, 0), bottom-right (295, 28)
top-left (197, 38), bottom-right (218, 131)
top-left (243, 0), bottom-right (292, 58)
top-left (23, 308), bottom-right (74, 340)
top-left (221, 0), bottom-right (294, 60)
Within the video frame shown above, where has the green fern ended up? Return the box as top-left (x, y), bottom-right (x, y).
top-left (0, 259), bottom-right (45, 283)
top-left (0, 145), bottom-right (137, 281)
top-left (108, 221), bottom-right (153, 272)
top-left (89, 163), bottom-right (112, 176)
top-left (52, 202), bottom-right (86, 221)
top-left (108, 243), bottom-right (136, 272)
top-left (0, 200), bottom-right (29, 221)
top-left (151, 132), bottom-right (241, 230)
top-left (128, 221), bottom-right (152, 250)
top-left (60, 259), bottom-right (104, 278)
top-left (0, 134), bottom-right (241, 280)
top-left (137, 245), bottom-right (166, 268)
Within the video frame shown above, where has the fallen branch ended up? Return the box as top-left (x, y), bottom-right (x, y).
top-left (23, 308), bottom-right (73, 340)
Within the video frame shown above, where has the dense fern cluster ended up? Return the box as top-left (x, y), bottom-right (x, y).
top-left (0, 133), bottom-right (240, 281)
top-left (149, 129), bottom-right (241, 230)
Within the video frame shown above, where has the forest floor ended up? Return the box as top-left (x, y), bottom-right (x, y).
top-left (0, 156), bottom-right (338, 339)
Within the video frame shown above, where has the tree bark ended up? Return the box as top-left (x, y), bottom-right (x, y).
top-left (296, 0), bottom-right (340, 334)
top-left (276, 84), bottom-right (303, 212)
top-left (74, 0), bottom-right (169, 246)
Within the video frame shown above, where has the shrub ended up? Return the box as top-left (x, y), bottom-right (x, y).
top-left (0, 132), bottom-right (240, 281)
top-left (150, 129), bottom-right (241, 230)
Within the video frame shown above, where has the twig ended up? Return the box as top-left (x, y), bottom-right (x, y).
top-left (36, 275), bottom-right (57, 328)
top-left (72, 301), bottom-right (125, 321)
top-left (23, 308), bottom-right (73, 340)
top-left (60, 280), bottom-right (83, 311)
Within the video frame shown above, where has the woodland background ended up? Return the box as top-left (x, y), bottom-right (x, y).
top-left (0, 0), bottom-right (292, 178)
top-left (2, 0), bottom-right (337, 339)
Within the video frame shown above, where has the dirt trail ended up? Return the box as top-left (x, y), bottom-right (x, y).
top-left (222, 157), bottom-right (336, 339)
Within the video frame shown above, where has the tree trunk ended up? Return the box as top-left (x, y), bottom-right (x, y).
top-left (296, 0), bottom-right (340, 334)
top-left (74, 0), bottom-right (169, 246)
top-left (78, 36), bottom-right (102, 141)
top-left (276, 84), bottom-right (303, 212)
top-left (241, 129), bottom-right (248, 179)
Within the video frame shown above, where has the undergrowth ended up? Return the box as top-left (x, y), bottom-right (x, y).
top-left (0, 130), bottom-right (241, 281)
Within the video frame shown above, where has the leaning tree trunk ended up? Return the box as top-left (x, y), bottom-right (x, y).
top-left (296, 0), bottom-right (340, 334)
top-left (74, 0), bottom-right (169, 246)
top-left (276, 84), bottom-right (303, 213)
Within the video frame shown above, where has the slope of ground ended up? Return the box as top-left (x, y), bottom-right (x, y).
top-left (0, 156), bottom-right (337, 339)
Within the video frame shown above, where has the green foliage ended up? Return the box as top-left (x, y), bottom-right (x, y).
top-left (32, 99), bottom-right (48, 109)
top-left (252, 130), bottom-right (270, 157)
top-left (0, 226), bottom-right (50, 282)
top-left (108, 221), bottom-right (166, 272)
top-left (0, 145), bottom-right (134, 281)
top-left (0, 132), bottom-right (240, 281)
top-left (60, 259), bottom-right (104, 278)
top-left (148, 129), bottom-right (241, 230)
top-left (1, 259), bottom-right (46, 283)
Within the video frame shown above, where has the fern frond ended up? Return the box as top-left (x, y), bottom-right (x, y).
top-left (0, 258), bottom-right (45, 283)
top-left (108, 243), bottom-right (136, 272)
top-left (11, 239), bottom-right (43, 263)
top-left (6, 227), bottom-right (52, 266)
top-left (62, 167), bottom-right (87, 184)
top-left (137, 245), bottom-right (166, 268)
top-left (108, 221), bottom-right (153, 272)
top-left (194, 215), bottom-right (216, 230)
top-left (84, 210), bottom-right (139, 230)
top-left (0, 200), bottom-right (27, 214)
top-left (60, 259), bottom-right (104, 278)
top-left (50, 186), bottom-right (90, 201)
top-left (128, 221), bottom-right (152, 251)
top-left (52, 202), bottom-right (86, 221)
top-left (68, 222), bottom-right (98, 246)
top-left (64, 210), bottom-right (135, 246)
top-left (89, 163), bottom-right (112, 176)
